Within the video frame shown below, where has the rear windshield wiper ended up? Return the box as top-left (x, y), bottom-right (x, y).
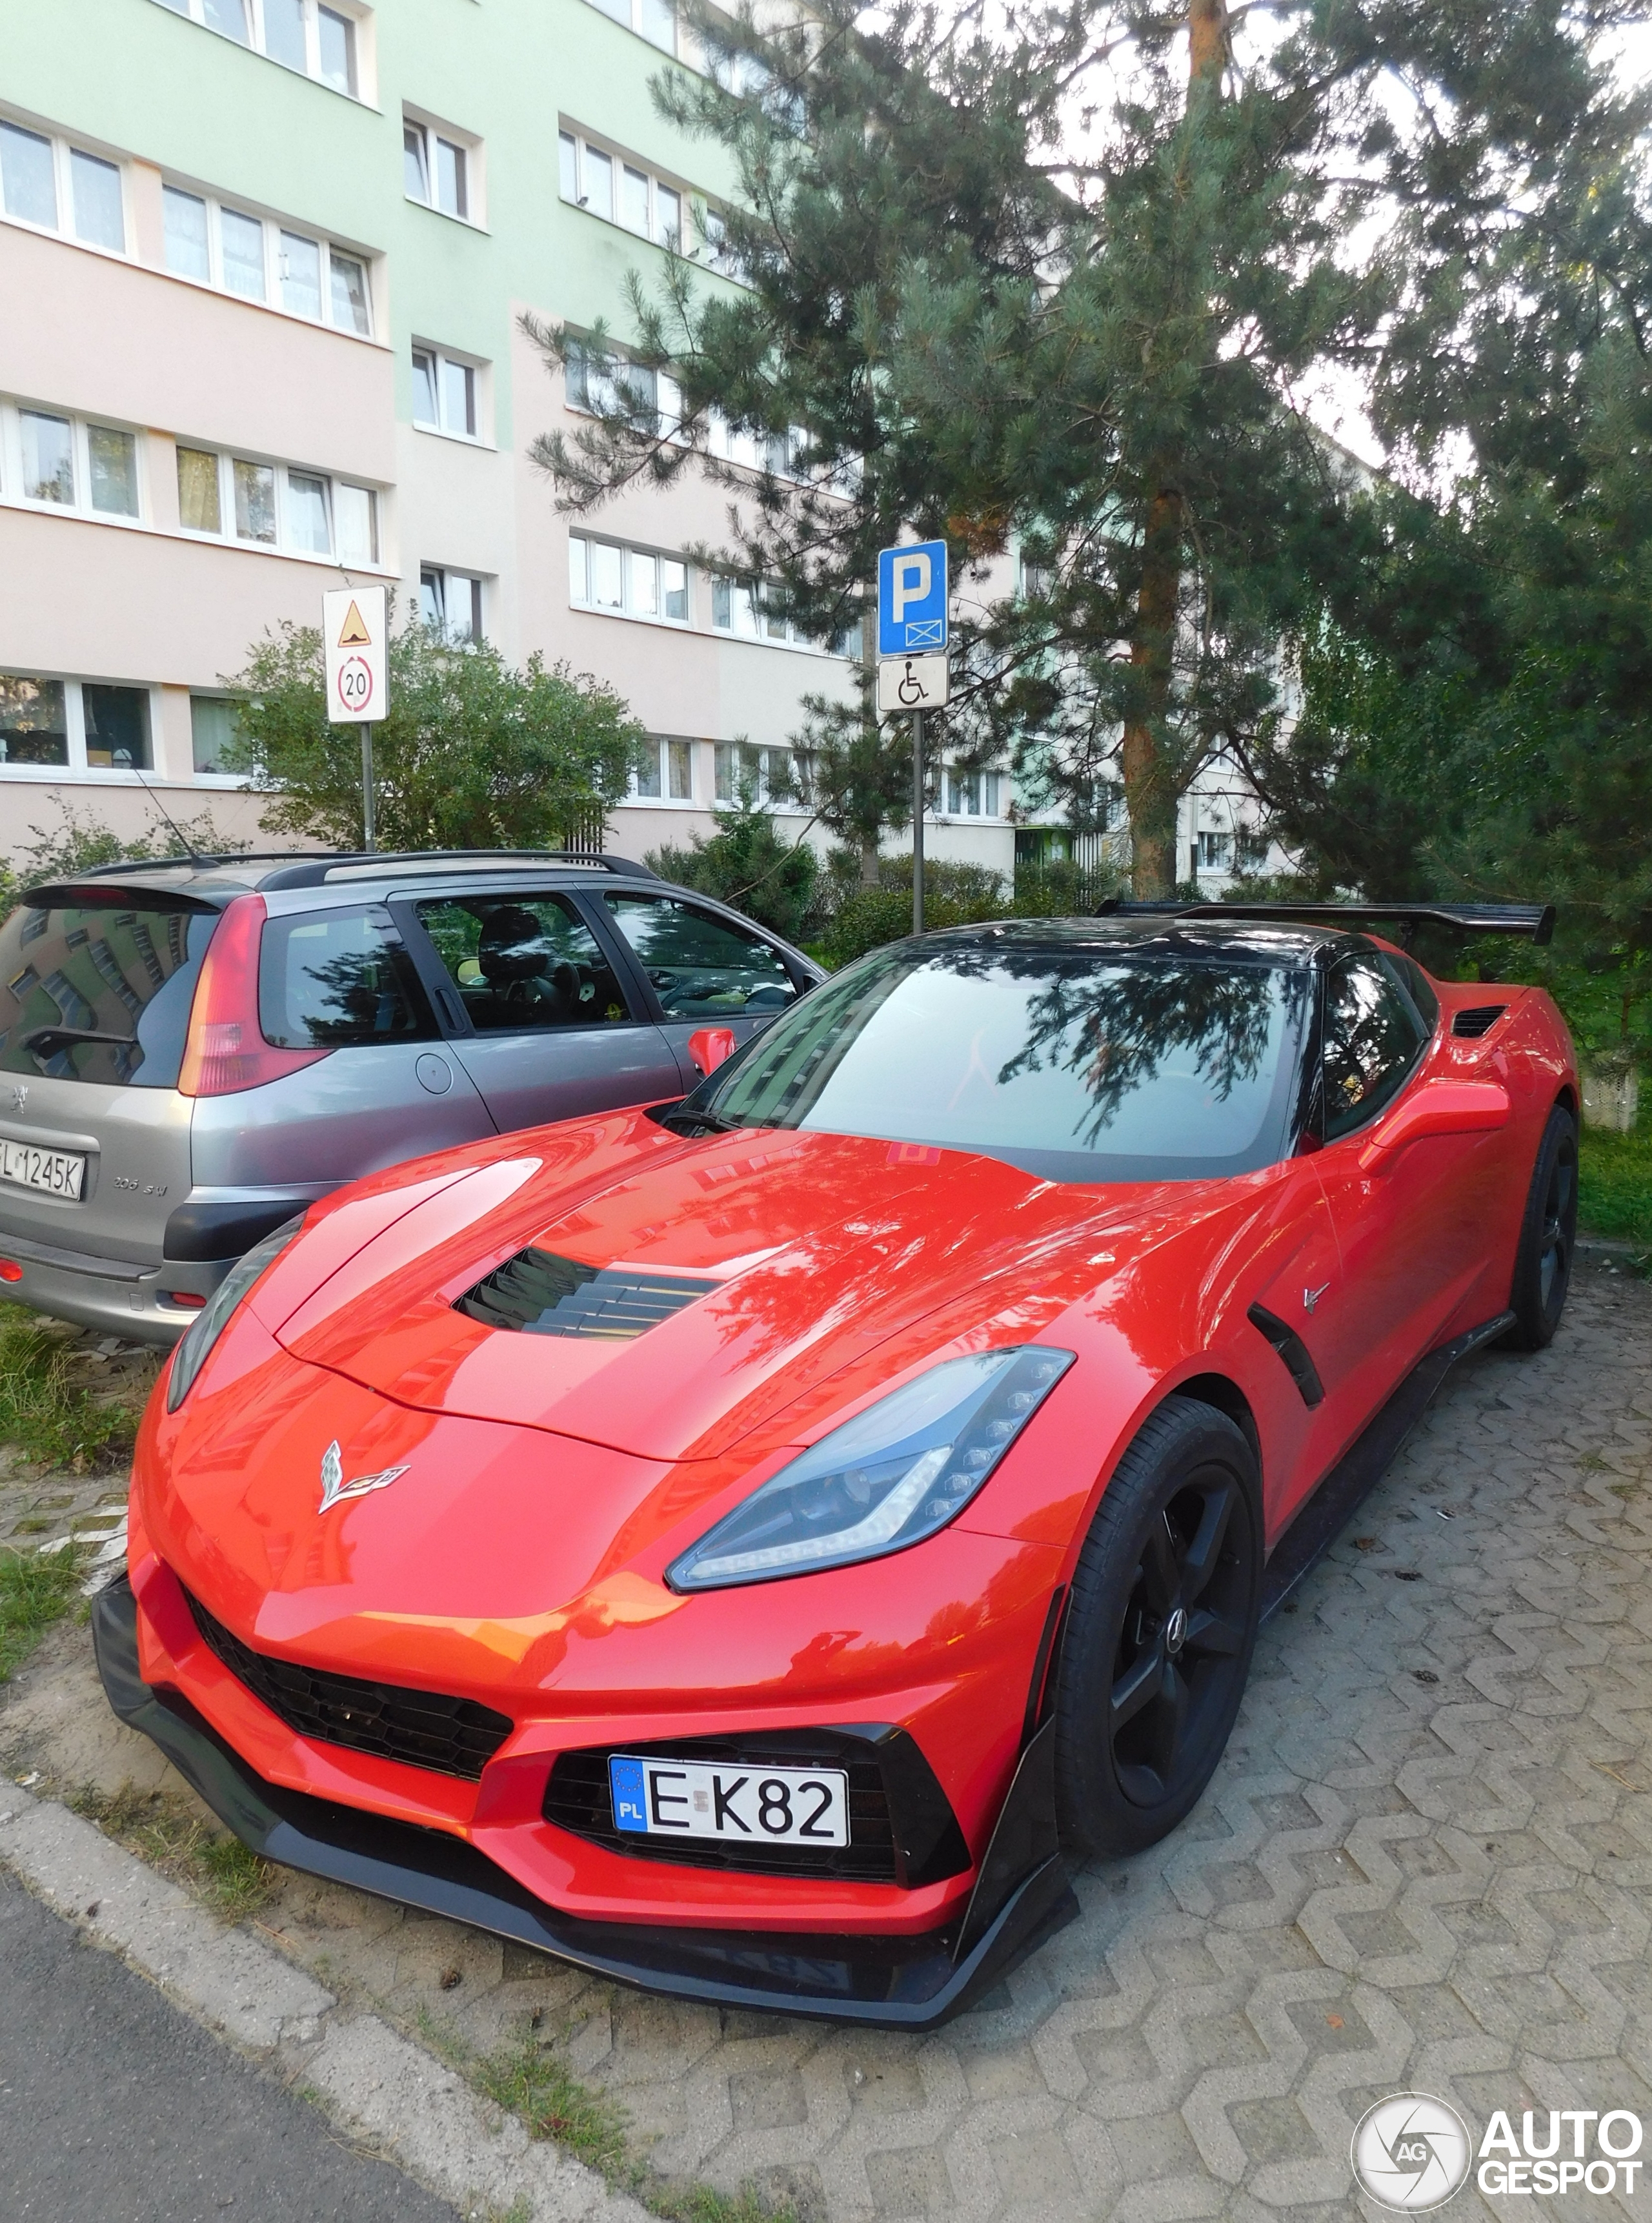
top-left (23, 1026), bottom-right (137, 1055)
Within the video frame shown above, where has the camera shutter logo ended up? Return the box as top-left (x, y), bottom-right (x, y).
top-left (1351, 2094), bottom-right (1472, 2211)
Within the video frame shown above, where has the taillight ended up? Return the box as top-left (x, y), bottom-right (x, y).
top-left (178, 895), bottom-right (330, 1098)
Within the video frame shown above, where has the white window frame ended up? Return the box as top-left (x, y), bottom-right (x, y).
top-left (558, 126), bottom-right (685, 252)
top-left (0, 115), bottom-right (130, 258)
top-left (172, 440), bottom-right (383, 567)
top-left (713, 740), bottom-right (805, 810)
top-left (942, 766), bottom-right (1003, 820)
top-left (0, 673), bottom-right (161, 781)
top-left (710, 574), bottom-right (841, 655)
top-left (578, 0), bottom-right (695, 64)
top-left (160, 180), bottom-right (376, 338)
top-left (403, 110), bottom-right (483, 227)
top-left (419, 565), bottom-right (486, 645)
top-left (150, 1), bottom-right (372, 103)
top-left (568, 533), bottom-right (692, 629)
top-left (0, 399), bottom-right (147, 529)
top-left (626, 735), bottom-right (696, 806)
top-left (410, 344), bottom-right (487, 443)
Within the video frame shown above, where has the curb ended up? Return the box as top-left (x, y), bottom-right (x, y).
top-left (0, 1781), bottom-right (647, 2223)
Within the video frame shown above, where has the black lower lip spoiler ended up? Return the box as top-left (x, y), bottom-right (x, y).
top-left (92, 1578), bottom-right (1076, 2029)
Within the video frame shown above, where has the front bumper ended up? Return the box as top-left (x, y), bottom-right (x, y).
top-left (95, 1576), bottom-right (1076, 2028)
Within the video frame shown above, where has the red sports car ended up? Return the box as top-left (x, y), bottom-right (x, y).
top-left (96, 903), bottom-right (1576, 2026)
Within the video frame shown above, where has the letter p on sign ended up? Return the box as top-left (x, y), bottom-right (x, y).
top-left (891, 553), bottom-right (931, 620)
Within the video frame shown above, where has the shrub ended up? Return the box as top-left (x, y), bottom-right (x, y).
top-left (647, 792), bottom-right (818, 942)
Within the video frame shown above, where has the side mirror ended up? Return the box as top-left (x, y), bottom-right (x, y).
top-left (1358, 1079), bottom-right (1510, 1172)
top-left (687, 1026), bottom-right (738, 1078)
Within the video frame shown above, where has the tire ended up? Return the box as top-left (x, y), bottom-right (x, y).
top-left (1054, 1399), bottom-right (1262, 1859)
top-left (1501, 1103), bottom-right (1579, 1352)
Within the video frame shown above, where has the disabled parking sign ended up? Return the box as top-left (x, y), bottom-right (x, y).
top-left (877, 540), bottom-right (948, 656)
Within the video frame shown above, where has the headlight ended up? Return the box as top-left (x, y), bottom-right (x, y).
top-left (667, 1345), bottom-right (1075, 1592)
top-left (166, 1214), bottom-right (306, 1413)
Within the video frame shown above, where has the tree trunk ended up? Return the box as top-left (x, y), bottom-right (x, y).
top-left (860, 833), bottom-right (881, 888)
top-left (1120, 0), bottom-right (1227, 898)
top-left (1120, 489), bottom-right (1184, 895)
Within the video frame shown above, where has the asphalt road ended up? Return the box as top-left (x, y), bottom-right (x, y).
top-left (0, 1867), bottom-right (458, 2223)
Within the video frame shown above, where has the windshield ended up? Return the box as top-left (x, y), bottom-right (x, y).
top-left (0, 894), bottom-right (216, 1088)
top-left (701, 941), bottom-right (1311, 1179)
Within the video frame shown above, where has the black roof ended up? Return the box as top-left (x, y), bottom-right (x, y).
top-left (21, 849), bottom-right (660, 907)
top-left (915, 915), bottom-right (1345, 965)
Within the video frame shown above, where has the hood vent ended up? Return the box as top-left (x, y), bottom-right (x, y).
top-left (1453, 1004), bottom-right (1507, 1039)
top-left (456, 1245), bottom-right (718, 1340)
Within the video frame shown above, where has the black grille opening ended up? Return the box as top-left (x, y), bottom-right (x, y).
top-left (543, 1728), bottom-right (971, 1888)
top-left (185, 1588), bottom-right (512, 1781)
top-left (1453, 1004), bottom-right (1507, 1039)
top-left (456, 1246), bottom-right (717, 1339)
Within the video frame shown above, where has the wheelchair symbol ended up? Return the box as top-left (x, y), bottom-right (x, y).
top-left (897, 660), bottom-right (927, 706)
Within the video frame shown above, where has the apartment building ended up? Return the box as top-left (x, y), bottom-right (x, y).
top-left (0, 0), bottom-right (1042, 879)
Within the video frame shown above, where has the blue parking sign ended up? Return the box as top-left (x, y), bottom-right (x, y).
top-left (878, 540), bottom-right (948, 656)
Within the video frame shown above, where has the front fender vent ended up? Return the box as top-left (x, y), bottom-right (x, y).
top-left (456, 1246), bottom-right (717, 1339)
top-left (1453, 1004), bottom-right (1507, 1039)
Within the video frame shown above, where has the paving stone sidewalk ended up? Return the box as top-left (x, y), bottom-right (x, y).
top-left (3, 1264), bottom-right (1649, 2223)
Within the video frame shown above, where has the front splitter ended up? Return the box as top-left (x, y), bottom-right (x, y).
top-left (94, 1576), bottom-right (1075, 2029)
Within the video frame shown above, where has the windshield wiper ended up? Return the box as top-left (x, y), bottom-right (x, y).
top-left (649, 1101), bottom-right (744, 1136)
top-left (24, 1026), bottom-right (136, 1055)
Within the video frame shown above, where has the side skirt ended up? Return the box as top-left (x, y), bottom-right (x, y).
top-left (1259, 1311), bottom-right (1515, 1622)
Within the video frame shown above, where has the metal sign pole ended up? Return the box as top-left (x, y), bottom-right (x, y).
top-left (912, 709), bottom-right (924, 936)
top-left (361, 721), bottom-right (376, 853)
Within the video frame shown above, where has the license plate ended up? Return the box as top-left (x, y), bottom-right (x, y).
top-left (0, 1140), bottom-right (86, 1200)
top-left (609, 1754), bottom-right (849, 1847)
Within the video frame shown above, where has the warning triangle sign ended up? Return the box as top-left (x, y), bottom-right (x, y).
top-left (336, 600), bottom-right (372, 647)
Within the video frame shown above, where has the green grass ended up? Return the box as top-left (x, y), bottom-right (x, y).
top-left (421, 2021), bottom-right (796, 2223)
top-left (70, 1782), bottom-right (279, 1922)
top-left (0, 1305), bottom-right (143, 1473)
top-left (0, 1543), bottom-right (85, 1683)
top-left (1578, 1115), bottom-right (1652, 1249)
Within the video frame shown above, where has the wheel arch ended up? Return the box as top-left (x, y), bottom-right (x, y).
top-left (1165, 1372), bottom-right (1262, 1476)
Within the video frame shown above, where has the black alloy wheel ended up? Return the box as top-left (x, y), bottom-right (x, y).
top-left (1055, 1400), bottom-right (1262, 1858)
top-left (1503, 1104), bottom-right (1578, 1351)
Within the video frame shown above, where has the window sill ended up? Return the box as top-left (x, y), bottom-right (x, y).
top-left (146, 2), bottom-right (381, 110)
top-left (0, 210), bottom-right (135, 267)
top-left (0, 495), bottom-right (395, 575)
top-left (570, 600), bottom-right (693, 635)
top-left (712, 628), bottom-right (846, 661)
top-left (405, 196), bottom-right (489, 234)
top-left (619, 793), bottom-right (700, 808)
top-left (411, 421), bottom-right (496, 451)
top-left (151, 258), bottom-right (388, 347)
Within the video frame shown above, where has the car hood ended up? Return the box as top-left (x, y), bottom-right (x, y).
top-left (250, 1112), bottom-right (1213, 1464)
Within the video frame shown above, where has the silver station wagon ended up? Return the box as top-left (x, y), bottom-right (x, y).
top-left (0, 849), bottom-right (821, 1343)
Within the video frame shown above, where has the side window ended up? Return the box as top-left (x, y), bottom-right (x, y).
top-left (416, 895), bottom-right (635, 1032)
top-left (259, 907), bottom-right (435, 1049)
top-left (1321, 955), bottom-right (1426, 1140)
top-left (600, 895), bottom-right (798, 1020)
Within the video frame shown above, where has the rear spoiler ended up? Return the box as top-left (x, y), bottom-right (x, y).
top-left (1096, 900), bottom-right (1555, 947)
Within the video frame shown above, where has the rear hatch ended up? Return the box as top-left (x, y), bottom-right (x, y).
top-left (0, 884), bottom-right (219, 1266)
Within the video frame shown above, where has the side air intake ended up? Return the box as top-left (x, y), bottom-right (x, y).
top-left (1452, 1004), bottom-right (1507, 1039)
top-left (456, 1246), bottom-right (717, 1339)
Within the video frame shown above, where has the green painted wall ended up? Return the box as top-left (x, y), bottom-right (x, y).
top-left (1, 0), bottom-right (735, 451)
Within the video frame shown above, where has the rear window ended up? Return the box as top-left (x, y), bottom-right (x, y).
top-left (0, 893), bottom-right (215, 1088)
top-left (259, 907), bottom-right (434, 1048)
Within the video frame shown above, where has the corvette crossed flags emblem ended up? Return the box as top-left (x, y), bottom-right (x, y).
top-left (318, 1439), bottom-right (408, 1514)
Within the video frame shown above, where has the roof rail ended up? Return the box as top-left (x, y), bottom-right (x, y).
top-left (245, 849), bottom-right (658, 891)
top-left (1096, 899), bottom-right (1556, 947)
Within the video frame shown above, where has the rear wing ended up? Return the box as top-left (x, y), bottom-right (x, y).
top-left (1097, 900), bottom-right (1555, 947)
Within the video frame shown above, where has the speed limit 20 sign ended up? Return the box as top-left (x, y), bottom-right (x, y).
top-left (323, 585), bottom-right (388, 724)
